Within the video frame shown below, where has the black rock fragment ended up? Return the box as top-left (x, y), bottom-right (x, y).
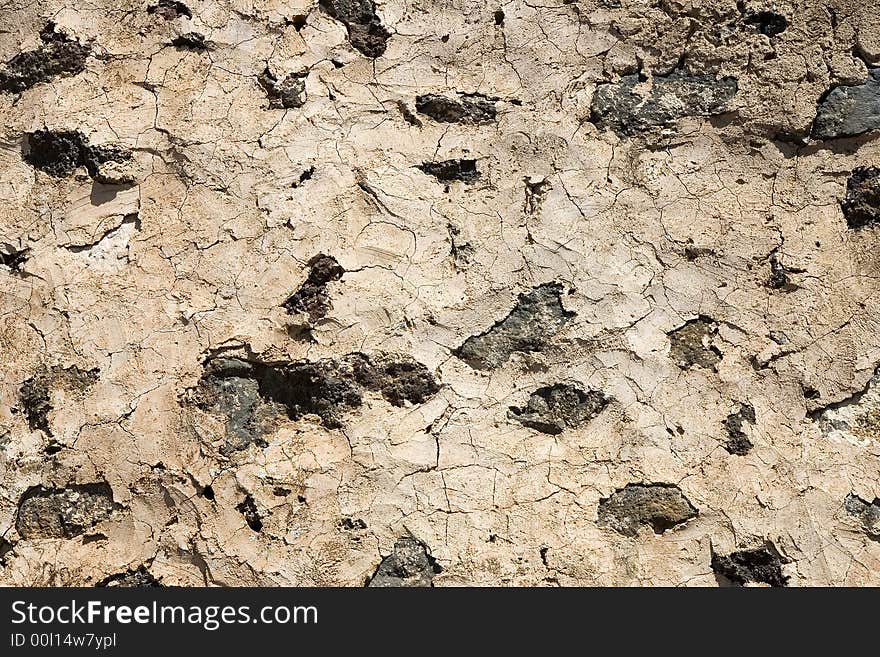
top-left (367, 537), bottom-right (441, 587)
top-left (508, 383), bottom-right (609, 434)
top-left (767, 253), bottom-right (799, 291)
top-left (346, 352), bottom-right (441, 406)
top-left (844, 493), bottom-right (880, 537)
top-left (236, 495), bottom-right (263, 532)
top-left (590, 73), bottom-right (738, 136)
top-left (841, 166), bottom-right (880, 229)
top-left (22, 130), bottom-right (134, 182)
top-left (668, 317), bottom-right (722, 370)
top-left (97, 565), bottom-right (162, 587)
top-left (745, 11), bottom-right (788, 36)
top-left (724, 403), bottom-right (755, 455)
top-left (23, 130), bottom-right (86, 177)
top-left (418, 158), bottom-right (479, 183)
top-left (319, 0), bottom-right (390, 58)
top-left (148, 0), bottom-right (192, 20)
top-left (0, 22), bottom-right (90, 94)
top-left (259, 68), bottom-right (307, 109)
top-left (415, 93), bottom-right (497, 124)
top-left (283, 254), bottom-right (344, 320)
top-left (456, 283), bottom-right (575, 370)
top-left (194, 352), bottom-right (439, 451)
top-left (171, 32), bottom-right (210, 51)
top-left (813, 70), bottom-right (880, 140)
top-left (341, 517), bottom-right (367, 530)
top-left (16, 483), bottom-right (115, 539)
top-left (711, 542), bottom-right (788, 587)
top-left (598, 483), bottom-right (698, 537)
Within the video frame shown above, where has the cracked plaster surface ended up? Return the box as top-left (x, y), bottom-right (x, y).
top-left (3, 0), bottom-right (880, 586)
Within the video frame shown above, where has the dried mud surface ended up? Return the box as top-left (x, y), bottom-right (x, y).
top-left (3, 0), bottom-right (880, 586)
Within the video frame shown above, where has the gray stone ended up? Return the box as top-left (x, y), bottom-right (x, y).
top-left (368, 537), bottom-right (441, 587)
top-left (668, 317), bottom-right (722, 370)
top-left (598, 483), bottom-right (698, 537)
top-left (259, 68), bottom-right (307, 109)
top-left (508, 383), bottom-right (609, 434)
top-left (590, 73), bottom-right (738, 136)
top-left (195, 353), bottom-right (439, 451)
top-left (844, 493), bottom-right (880, 536)
top-left (415, 93), bottom-right (497, 124)
top-left (16, 484), bottom-right (115, 539)
top-left (456, 283), bottom-right (575, 370)
top-left (318, 0), bottom-right (390, 58)
top-left (813, 70), bottom-right (880, 140)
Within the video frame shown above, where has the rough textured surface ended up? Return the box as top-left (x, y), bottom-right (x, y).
top-left (4, 0), bottom-right (880, 587)
top-left (16, 484), bottom-right (115, 539)
top-left (813, 70), bottom-right (880, 140)
top-left (841, 167), bottom-right (880, 229)
top-left (456, 283), bottom-right (574, 369)
top-left (416, 94), bottom-right (497, 124)
top-left (0, 22), bottom-right (90, 94)
top-left (724, 403), bottom-right (756, 455)
top-left (711, 543), bottom-right (789, 587)
top-left (591, 74), bottom-right (738, 136)
top-left (598, 483), bottom-right (698, 537)
top-left (367, 537), bottom-right (441, 587)
top-left (508, 383), bottom-right (609, 435)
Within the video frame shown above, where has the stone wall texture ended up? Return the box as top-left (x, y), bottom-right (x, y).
top-left (3, 0), bottom-right (880, 586)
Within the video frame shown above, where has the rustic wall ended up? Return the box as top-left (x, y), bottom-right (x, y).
top-left (2, 0), bottom-right (880, 586)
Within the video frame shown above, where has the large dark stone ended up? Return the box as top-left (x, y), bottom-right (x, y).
top-left (590, 73), bottom-right (738, 136)
top-left (813, 70), bottom-right (880, 140)
top-left (456, 283), bottom-right (575, 370)
top-left (598, 483), bottom-right (698, 537)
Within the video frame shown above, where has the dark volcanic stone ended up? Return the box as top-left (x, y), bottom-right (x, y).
top-left (171, 32), bottom-right (210, 51)
top-left (590, 73), bottom-right (738, 136)
top-left (456, 283), bottom-right (575, 370)
top-left (23, 130), bottom-right (133, 182)
top-left (283, 254), bottom-right (344, 319)
top-left (148, 0), bottom-right (192, 20)
top-left (745, 11), bottom-right (788, 36)
top-left (16, 483), bottom-right (115, 539)
top-left (368, 537), bottom-right (441, 587)
top-left (418, 158), bottom-right (479, 183)
top-left (346, 352), bottom-right (441, 406)
top-left (236, 495), bottom-right (263, 532)
top-left (724, 403), bottom-right (755, 455)
top-left (598, 483), bottom-right (698, 537)
top-left (813, 70), bottom-right (880, 140)
top-left (19, 365), bottom-right (99, 437)
top-left (195, 352), bottom-right (439, 450)
top-left (841, 166), bottom-right (880, 229)
top-left (415, 93), bottom-right (497, 124)
top-left (711, 543), bottom-right (788, 587)
top-left (668, 317), bottom-right (722, 370)
top-left (259, 68), bottom-right (307, 109)
top-left (844, 493), bottom-right (880, 536)
top-left (0, 23), bottom-right (90, 94)
top-left (23, 130), bottom-right (86, 177)
top-left (82, 144), bottom-right (134, 184)
top-left (508, 383), bottom-right (609, 434)
top-left (319, 0), bottom-right (390, 58)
